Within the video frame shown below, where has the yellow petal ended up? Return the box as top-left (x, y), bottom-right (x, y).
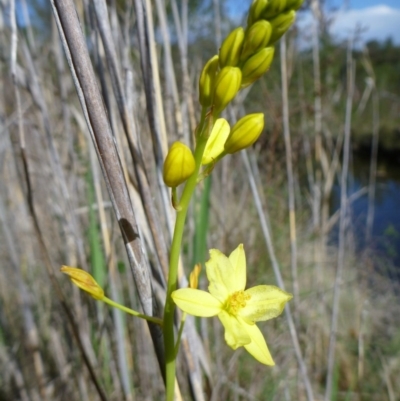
top-left (206, 248), bottom-right (246, 302)
top-left (243, 321), bottom-right (274, 365)
top-left (228, 244), bottom-right (247, 290)
top-left (239, 285), bottom-right (292, 322)
top-left (202, 118), bottom-right (230, 165)
top-left (172, 288), bottom-right (222, 317)
top-left (218, 311), bottom-right (251, 349)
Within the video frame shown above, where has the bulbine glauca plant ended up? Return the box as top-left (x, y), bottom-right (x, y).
top-left (62, 0), bottom-right (302, 399)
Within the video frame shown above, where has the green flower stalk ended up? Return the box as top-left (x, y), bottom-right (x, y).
top-left (172, 245), bottom-right (292, 365)
top-left (224, 113), bottom-right (264, 154)
top-left (219, 27), bottom-right (245, 68)
top-left (241, 47), bottom-right (275, 87)
top-left (163, 142), bottom-right (196, 188)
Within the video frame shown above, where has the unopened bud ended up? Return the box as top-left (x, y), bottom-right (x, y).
top-left (268, 10), bottom-right (296, 44)
top-left (199, 55), bottom-right (220, 108)
top-left (241, 47), bottom-right (274, 87)
top-left (247, 0), bottom-right (269, 26)
top-left (61, 266), bottom-right (104, 300)
top-left (213, 67), bottom-right (242, 113)
top-left (202, 118), bottom-right (230, 165)
top-left (262, 0), bottom-right (287, 19)
top-left (224, 113), bottom-right (264, 154)
top-left (163, 142), bottom-right (195, 188)
top-left (286, 0), bottom-right (303, 11)
top-left (219, 27), bottom-right (245, 68)
top-left (241, 20), bottom-right (272, 61)
top-left (189, 264), bottom-right (202, 289)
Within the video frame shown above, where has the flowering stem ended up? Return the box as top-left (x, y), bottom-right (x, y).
top-left (102, 296), bottom-right (163, 326)
top-left (164, 109), bottom-right (213, 401)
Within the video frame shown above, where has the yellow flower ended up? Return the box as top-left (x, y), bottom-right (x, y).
top-left (202, 118), bottom-right (230, 165)
top-left (61, 266), bottom-right (104, 300)
top-left (172, 245), bottom-right (292, 365)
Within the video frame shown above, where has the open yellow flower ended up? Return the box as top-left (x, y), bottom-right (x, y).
top-left (172, 244), bottom-right (292, 365)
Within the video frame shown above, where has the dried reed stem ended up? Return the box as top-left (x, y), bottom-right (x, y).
top-left (242, 150), bottom-right (315, 401)
top-left (50, 0), bottom-right (165, 377)
top-left (280, 35), bottom-right (299, 315)
top-left (324, 38), bottom-right (355, 401)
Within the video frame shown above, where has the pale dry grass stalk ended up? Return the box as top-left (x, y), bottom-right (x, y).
top-left (363, 48), bottom-right (380, 243)
top-left (280, 35), bottom-right (299, 316)
top-left (242, 150), bottom-right (315, 401)
top-left (324, 37), bottom-right (355, 401)
top-left (9, 2), bottom-right (108, 398)
top-left (92, 0), bottom-right (170, 283)
top-left (50, 0), bottom-right (165, 379)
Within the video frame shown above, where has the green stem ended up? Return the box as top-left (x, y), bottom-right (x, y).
top-left (102, 296), bottom-right (163, 326)
top-left (163, 108), bottom-right (212, 401)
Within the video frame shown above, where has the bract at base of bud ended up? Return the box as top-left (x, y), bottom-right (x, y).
top-left (241, 47), bottom-right (275, 88)
top-left (163, 142), bottom-right (196, 188)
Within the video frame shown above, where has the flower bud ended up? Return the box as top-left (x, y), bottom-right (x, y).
top-left (213, 67), bottom-right (242, 113)
top-left (247, 0), bottom-right (269, 26)
top-left (202, 118), bottom-right (230, 165)
top-left (163, 142), bottom-right (195, 188)
top-left (61, 266), bottom-right (104, 300)
top-left (286, 0), bottom-right (303, 11)
top-left (199, 55), bottom-right (220, 108)
top-left (268, 10), bottom-right (296, 44)
top-left (189, 264), bottom-right (202, 289)
top-left (219, 27), bottom-right (245, 68)
top-left (240, 20), bottom-right (272, 62)
top-left (224, 113), bottom-right (264, 154)
top-left (262, 0), bottom-right (287, 19)
top-left (241, 47), bottom-right (274, 88)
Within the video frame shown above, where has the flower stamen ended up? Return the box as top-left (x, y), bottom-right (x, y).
top-left (225, 290), bottom-right (251, 315)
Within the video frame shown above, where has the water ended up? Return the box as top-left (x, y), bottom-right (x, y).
top-left (330, 150), bottom-right (400, 280)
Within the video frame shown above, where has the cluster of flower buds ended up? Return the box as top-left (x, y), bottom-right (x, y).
top-left (199, 0), bottom-right (303, 113)
top-left (162, 0), bottom-right (303, 189)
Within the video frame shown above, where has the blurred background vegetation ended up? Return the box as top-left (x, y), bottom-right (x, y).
top-left (0, 0), bottom-right (399, 400)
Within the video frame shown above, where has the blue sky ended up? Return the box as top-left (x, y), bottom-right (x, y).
top-left (229, 0), bottom-right (400, 45)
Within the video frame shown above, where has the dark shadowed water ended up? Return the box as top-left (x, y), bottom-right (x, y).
top-left (330, 149), bottom-right (400, 281)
